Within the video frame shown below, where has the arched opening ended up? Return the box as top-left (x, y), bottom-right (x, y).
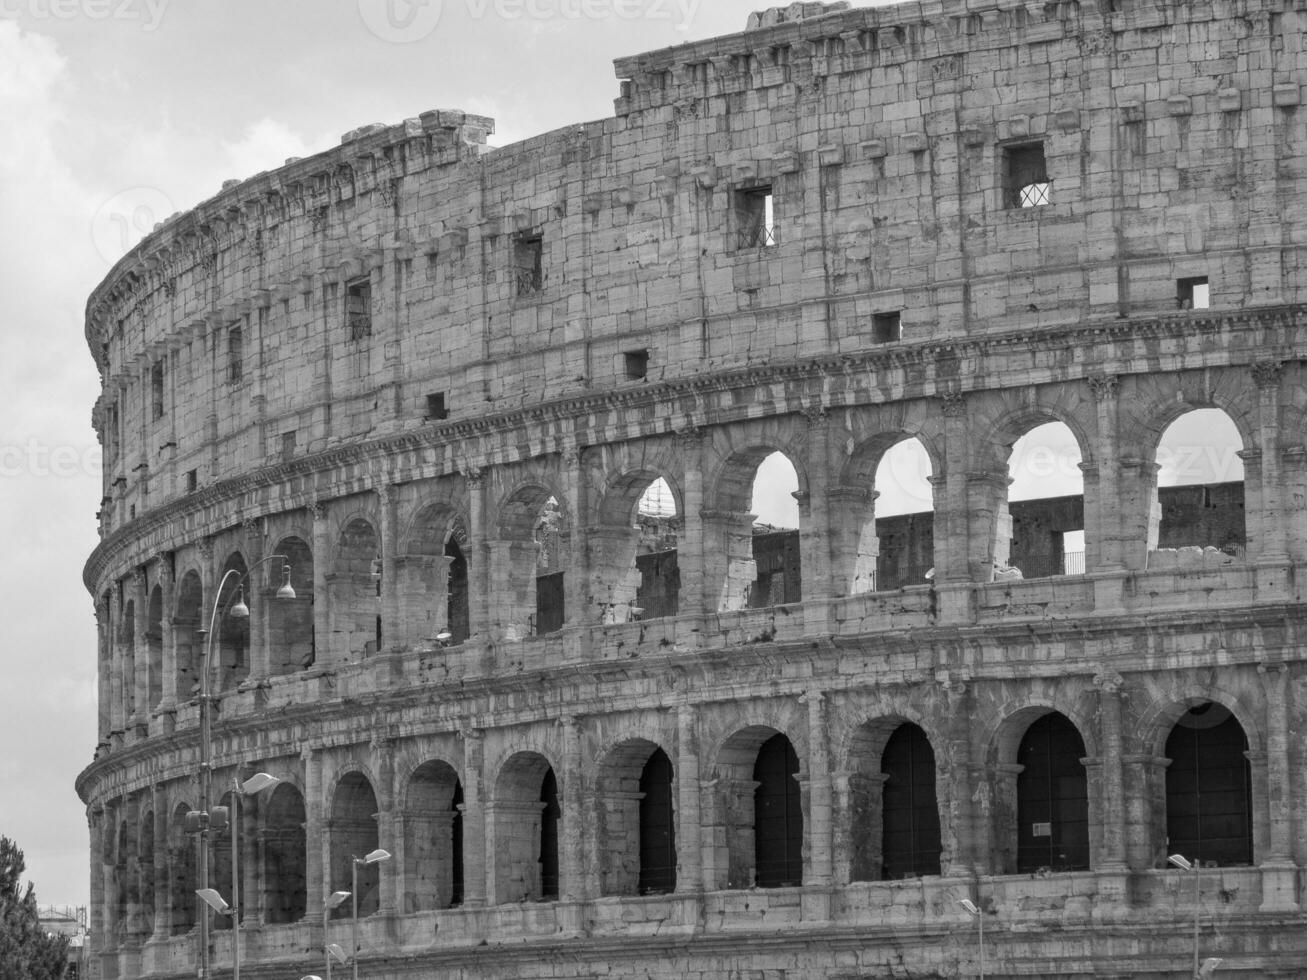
top-left (634, 478), bottom-right (681, 621)
top-left (1006, 422), bottom-right (1085, 579)
top-left (589, 473), bottom-right (681, 626)
top-left (216, 553), bottom-right (249, 691)
top-left (491, 488), bottom-right (569, 639)
top-left (335, 519), bottom-right (382, 658)
top-left (873, 438), bottom-right (935, 590)
top-left (114, 820), bottom-right (135, 940)
top-left (174, 572), bottom-right (203, 700)
top-left (121, 599), bottom-right (136, 721)
top-left (747, 453), bottom-right (801, 609)
top-left (168, 803), bottom-right (196, 936)
top-left (491, 752), bottom-right (557, 903)
top-left (1016, 712), bottom-right (1089, 872)
top-left (446, 538), bottom-right (469, 645)
top-left (881, 723), bottom-right (941, 878)
top-left (400, 506), bottom-right (470, 647)
top-left (145, 586), bottom-right (163, 711)
top-left (1152, 410), bottom-right (1246, 560)
top-left (595, 739), bottom-right (676, 896)
top-left (263, 783), bottom-right (307, 924)
top-left (329, 773), bottom-right (382, 918)
top-left (403, 761), bottom-right (463, 912)
top-left (639, 748), bottom-right (676, 894)
top-left (268, 537), bottom-right (314, 674)
top-left (1165, 702), bottom-right (1252, 866)
top-left (138, 811), bottom-right (155, 934)
top-left (754, 734), bottom-right (803, 887)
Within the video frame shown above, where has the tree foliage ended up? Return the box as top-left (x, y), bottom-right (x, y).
top-left (0, 837), bottom-right (69, 980)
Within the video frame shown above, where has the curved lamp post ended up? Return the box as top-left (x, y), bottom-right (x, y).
top-left (321, 890), bottom-right (351, 980)
top-left (350, 849), bottom-right (391, 980)
top-left (192, 555), bottom-right (295, 980)
top-left (960, 899), bottom-right (984, 979)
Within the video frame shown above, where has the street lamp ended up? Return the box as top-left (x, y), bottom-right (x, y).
top-left (960, 898), bottom-right (984, 979)
top-left (350, 849), bottom-right (391, 980)
top-left (192, 555), bottom-right (295, 980)
top-left (1168, 853), bottom-right (1202, 979)
top-left (1198, 958), bottom-right (1223, 977)
top-left (321, 890), bottom-right (351, 980)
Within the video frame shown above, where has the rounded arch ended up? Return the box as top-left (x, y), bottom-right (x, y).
top-left (1014, 712), bottom-right (1089, 873)
top-left (490, 483), bottom-right (571, 639)
top-left (590, 470), bottom-right (684, 624)
top-left (597, 468), bottom-right (684, 527)
top-left (263, 782), bottom-right (307, 924)
top-left (399, 504), bottom-right (471, 647)
top-left (493, 481), bottom-right (569, 538)
top-left (328, 771), bottom-right (382, 918)
top-left (145, 585), bottom-right (163, 711)
top-left (333, 517), bottom-right (381, 658)
top-left (491, 750), bottom-right (559, 904)
top-left (594, 737), bottom-right (676, 896)
top-left (1163, 701), bottom-right (1253, 867)
top-left (1126, 377), bottom-right (1258, 463)
top-left (402, 759), bottom-right (464, 912)
top-left (216, 551), bottom-right (249, 691)
top-left (174, 570), bottom-right (203, 700)
top-left (269, 536), bottom-right (314, 675)
top-left (706, 442), bottom-right (808, 517)
top-left (121, 599), bottom-right (136, 720)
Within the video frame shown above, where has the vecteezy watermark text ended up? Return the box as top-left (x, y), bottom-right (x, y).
top-left (358, 0), bottom-right (699, 43)
top-left (0, 0), bottom-right (168, 31)
top-left (0, 440), bottom-right (102, 479)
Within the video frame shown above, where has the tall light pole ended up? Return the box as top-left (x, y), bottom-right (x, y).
top-left (192, 556), bottom-right (295, 980)
top-left (351, 849), bottom-right (391, 980)
top-left (322, 890), bottom-right (351, 980)
top-left (1169, 853), bottom-right (1200, 979)
top-left (960, 898), bottom-right (984, 979)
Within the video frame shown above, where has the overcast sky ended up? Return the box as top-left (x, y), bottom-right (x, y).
top-left (0, 0), bottom-right (1244, 911)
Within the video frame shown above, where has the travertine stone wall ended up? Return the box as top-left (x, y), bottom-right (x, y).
top-left (79, 1), bottom-right (1307, 978)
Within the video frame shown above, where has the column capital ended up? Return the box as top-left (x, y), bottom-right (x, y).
top-left (309, 500), bottom-right (329, 521)
top-left (1087, 374), bottom-right (1119, 400)
top-left (463, 466), bottom-right (485, 489)
top-left (1252, 360), bottom-right (1283, 389)
top-left (939, 390), bottom-right (967, 416)
top-left (1093, 669), bottom-right (1125, 694)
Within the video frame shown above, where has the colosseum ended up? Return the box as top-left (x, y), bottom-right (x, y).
top-left (78, 0), bottom-right (1307, 977)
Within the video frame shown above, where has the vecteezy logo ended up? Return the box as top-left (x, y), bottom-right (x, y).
top-left (358, 0), bottom-right (443, 42)
top-left (90, 186), bottom-right (175, 265)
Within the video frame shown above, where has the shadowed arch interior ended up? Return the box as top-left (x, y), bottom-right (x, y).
top-left (1016, 712), bottom-right (1089, 872)
top-left (263, 783), bottom-right (308, 923)
top-left (403, 760), bottom-right (464, 912)
top-left (329, 772), bottom-right (382, 917)
top-left (881, 722), bottom-right (941, 878)
top-left (1165, 702), bottom-right (1252, 866)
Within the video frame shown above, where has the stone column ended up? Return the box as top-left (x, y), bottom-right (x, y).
top-left (156, 553), bottom-right (177, 715)
top-left (302, 746), bottom-right (324, 907)
top-left (1253, 362), bottom-right (1290, 596)
top-left (942, 678), bottom-right (975, 877)
top-left (826, 487), bottom-right (876, 595)
top-left (150, 785), bottom-right (169, 940)
top-left (1259, 661), bottom-right (1298, 910)
top-left (130, 569), bottom-right (148, 730)
top-left (1122, 754), bottom-right (1167, 870)
top-left (561, 449), bottom-right (588, 636)
top-left (465, 469), bottom-right (491, 639)
top-left (244, 518), bottom-right (269, 682)
top-left (934, 393), bottom-right (974, 622)
top-left (109, 580), bottom-right (125, 743)
top-left (1118, 457), bottom-right (1161, 572)
top-left (373, 736), bottom-right (399, 914)
top-left (1094, 671), bottom-right (1127, 871)
top-left (376, 486), bottom-right (401, 652)
top-left (458, 727), bottom-right (488, 909)
top-left (674, 429), bottom-right (708, 619)
top-left (675, 705), bottom-right (703, 895)
top-left (96, 596), bottom-right (112, 749)
top-left (89, 807), bottom-right (106, 954)
top-left (559, 716), bottom-right (585, 906)
top-left (801, 690), bottom-right (833, 921)
top-left (799, 409), bottom-right (833, 607)
top-left (701, 510), bottom-right (757, 612)
top-left (1088, 375), bottom-right (1122, 571)
top-left (310, 504), bottom-right (331, 665)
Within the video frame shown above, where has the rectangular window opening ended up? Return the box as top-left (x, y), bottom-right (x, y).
top-left (624, 349), bottom-right (649, 381)
top-left (426, 392), bottom-right (448, 421)
top-left (1005, 143), bottom-right (1051, 208)
top-left (735, 185), bottom-right (776, 249)
top-left (227, 325), bottom-right (243, 384)
top-left (150, 361), bottom-right (165, 420)
top-left (1177, 276), bottom-right (1209, 310)
top-left (872, 311), bottom-right (902, 343)
top-left (513, 232), bottom-right (544, 296)
top-left (1061, 530), bottom-right (1085, 575)
top-left (280, 430), bottom-right (297, 463)
top-left (185, 469), bottom-right (198, 493)
top-left (346, 277), bottom-right (372, 339)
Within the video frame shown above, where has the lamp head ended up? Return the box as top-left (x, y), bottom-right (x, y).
top-left (195, 888), bottom-right (231, 915)
top-left (358, 848), bottom-right (391, 865)
top-left (326, 943), bottom-right (348, 964)
top-left (240, 772), bottom-right (280, 795)
top-left (325, 890), bottom-right (351, 910)
top-left (229, 585), bottom-right (250, 619)
top-left (1167, 854), bottom-right (1193, 871)
top-left (276, 563), bottom-right (296, 599)
top-left (1198, 958), bottom-right (1223, 977)
top-left (959, 899), bottom-right (979, 916)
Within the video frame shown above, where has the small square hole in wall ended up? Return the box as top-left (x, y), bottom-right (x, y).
top-left (1177, 276), bottom-right (1209, 309)
top-left (872, 311), bottom-right (902, 343)
top-left (185, 469), bottom-right (197, 493)
top-left (426, 392), bottom-right (448, 420)
top-left (624, 349), bottom-right (649, 380)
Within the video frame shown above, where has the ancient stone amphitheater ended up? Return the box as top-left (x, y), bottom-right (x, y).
top-left (78, 1), bottom-right (1307, 977)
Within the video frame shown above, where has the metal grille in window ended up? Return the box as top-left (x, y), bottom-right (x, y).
top-left (737, 187), bottom-right (777, 248)
top-left (346, 278), bottom-right (372, 339)
top-left (227, 327), bottom-right (243, 383)
top-left (514, 234), bottom-right (544, 296)
top-left (1006, 144), bottom-right (1051, 208)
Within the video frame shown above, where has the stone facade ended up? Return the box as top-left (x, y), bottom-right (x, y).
top-left (78, 0), bottom-right (1307, 977)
